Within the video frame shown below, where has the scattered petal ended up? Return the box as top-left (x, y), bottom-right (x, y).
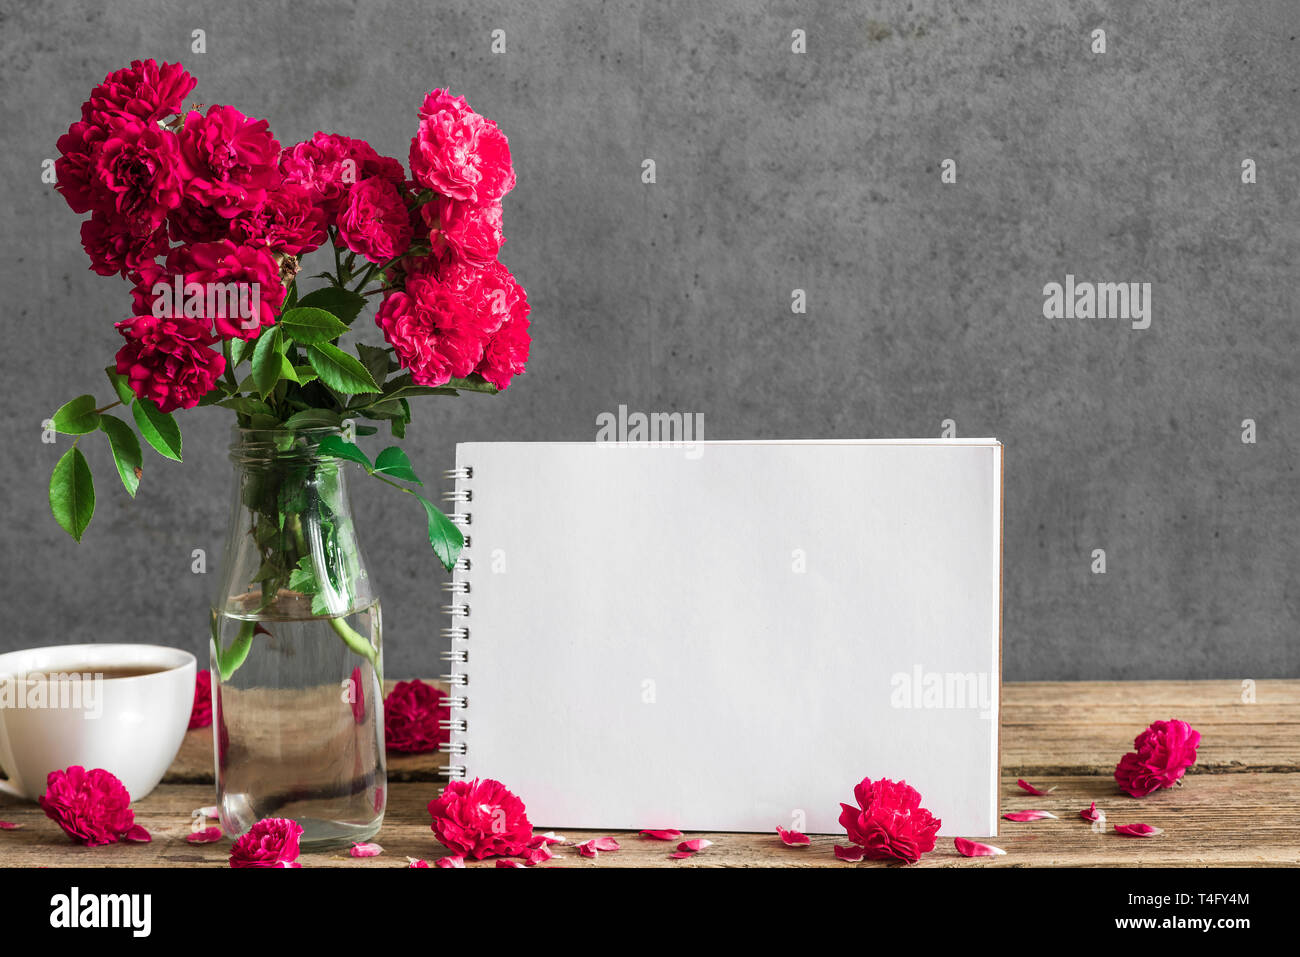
top-left (1080, 802), bottom-right (1104, 823)
top-left (1003, 810), bottom-right (1058, 822)
top-left (639, 828), bottom-right (683, 841)
top-left (954, 837), bottom-right (1006, 857)
top-left (187, 826), bottom-right (223, 844)
top-left (834, 844), bottom-right (866, 862)
top-left (1114, 822), bottom-right (1163, 837)
top-left (350, 842), bottom-right (383, 858)
top-left (576, 841), bottom-right (600, 858)
top-left (590, 837), bottom-right (620, 852)
top-left (496, 859), bottom-right (525, 868)
top-left (0, 821), bottom-right (23, 830)
top-left (435, 855), bottom-right (465, 868)
top-left (522, 844), bottom-right (554, 866)
top-left (668, 851), bottom-right (695, 859)
top-left (527, 831), bottom-right (565, 848)
top-left (1016, 778), bottom-right (1057, 796)
top-left (776, 825), bottom-right (811, 847)
top-left (123, 824), bottom-right (151, 843)
top-left (677, 838), bottom-right (713, 852)
top-left (408, 858), bottom-right (429, 868)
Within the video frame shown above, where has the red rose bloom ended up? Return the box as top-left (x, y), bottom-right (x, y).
top-left (168, 197), bottom-right (233, 245)
top-left (384, 679), bottom-right (450, 753)
top-left (409, 89), bottom-right (515, 206)
top-left (838, 776), bottom-right (941, 864)
top-left (38, 766), bottom-right (137, 847)
top-left (1114, 719), bottom-right (1201, 797)
top-left (114, 313), bottom-right (225, 413)
top-left (80, 211), bottom-right (169, 278)
top-left (427, 778), bottom-right (532, 859)
top-left (58, 115), bottom-right (184, 232)
top-left (189, 670), bottom-right (212, 730)
top-left (280, 132), bottom-right (405, 217)
top-left (425, 196), bottom-right (504, 268)
top-left (473, 262), bottom-right (531, 390)
top-left (133, 239), bottom-right (285, 340)
top-left (82, 59), bottom-right (196, 125)
top-left (229, 817), bottom-right (304, 868)
top-left (230, 182), bottom-right (328, 255)
top-left (336, 177), bottom-right (413, 264)
top-left (178, 105), bottom-right (282, 217)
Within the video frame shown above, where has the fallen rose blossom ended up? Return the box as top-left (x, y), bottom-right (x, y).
top-left (350, 842), bottom-right (383, 858)
top-left (38, 766), bottom-right (137, 846)
top-left (229, 817), bottom-right (303, 868)
top-left (1114, 822), bottom-right (1163, 837)
top-left (776, 825), bottom-right (811, 847)
top-left (1114, 719), bottom-right (1201, 798)
top-left (496, 859), bottom-right (525, 868)
top-left (677, 838), bottom-right (713, 852)
top-left (427, 777), bottom-right (531, 859)
top-left (187, 827), bottom-right (223, 844)
top-left (408, 858), bottom-right (430, 868)
top-left (954, 837), bottom-right (1006, 857)
top-left (1016, 778), bottom-right (1057, 796)
top-left (838, 776), bottom-right (941, 864)
top-left (833, 844), bottom-right (866, 862)
top-left (522, 844), bottom-right (554, 866)
top-left (0, 821), bottom-right (23, 830)
top-left (639, 828), bottom-right (682, 840)
top-left (1080, 802), bottom-right (1103, 823)
top-left (435, 855), bottom-right (465, 868)
top-left (1003, 810), bottom-right (1058, 822)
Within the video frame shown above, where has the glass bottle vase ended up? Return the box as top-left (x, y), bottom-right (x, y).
top-left (210, 427), bottom-right (385, 849)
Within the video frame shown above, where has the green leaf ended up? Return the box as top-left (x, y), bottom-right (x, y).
top-left (293, 365), bottom-right (318, 385)
top-left (98, 414), bottom-right (142, 497)
top-left (104, 368), bottom-right (135, 405)
top-left (215, 396), bottom-right (274, 416)
top-left (374, 446), bottom-right (422, 484)
top-left (50, 395), bottom-right (101, 435)
top-left (228, 337), bottom-right (256, 370)
top-left (316, 435), bottom-right (373, 471)
top-left (131, 398), bottom-right (182, 461)
top-left (414, 492), bottom-right (463, 572)
top-left (445, 375), bottom-right (501, 395)
top-left (297, 287), bottom-right (367, 324)
top-left (278, 306), bottom-right (351, 345)
top-left (283, 409), bottom-right (344, 430)
top-left (251, 328), bottom-right (285, 398)
top-left (288, 554), bottom-right (318, 594)
top-left (49, 446), bottom-right (95, 541)
top-left (306, 342), bottom-right (382, 395)
top-left (356, 343), bottom-right (396, 385)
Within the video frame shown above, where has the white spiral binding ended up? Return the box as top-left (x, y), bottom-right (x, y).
top-left (439, 462), bottom-right (473, 779)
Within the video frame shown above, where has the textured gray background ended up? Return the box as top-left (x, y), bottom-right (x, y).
top-left (0, 0), bottom-right (1296, 680)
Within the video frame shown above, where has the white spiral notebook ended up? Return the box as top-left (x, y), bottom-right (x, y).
top-left (439, 439), bottom-right (1003, 836)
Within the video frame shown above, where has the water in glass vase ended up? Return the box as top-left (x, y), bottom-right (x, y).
top-left (212, 592), bottom-right (385, 849)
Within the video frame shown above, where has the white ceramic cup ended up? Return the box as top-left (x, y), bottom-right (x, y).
top-left (0, 643), bottom-right (196, 802)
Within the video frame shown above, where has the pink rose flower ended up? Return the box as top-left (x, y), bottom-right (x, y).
top-left (114, 313), bottom-right (225, 413)
top-left (229, 818), bottom-right (304, 868)
top-left (280, 132), bottom-right (405, 217)
top-left (58, 115), bottom-right (184, 232)
top-left (408, 89), bottom-right (515, 206)
top-left (336, 177), bottom-right (413, 264)
top-left (133, 239), bottom-right (285, 340)
top-left (53, 120), bottom-right (109, 215)
top-left (167, 197), bottom-right (233, 245)
top-left (189, 670), bottom-right (212, 730)
top-left (82, 59), bottom-right (196, 125)
top-left (38, 766), bottom-right (137, 847)
top-left (178, 105), bottom-right (282, 217)
top-left (383, 679), bottom-right (450, 753)
top-left (427, 778), bottom-right (532, 859)
top-left (838, 776), bottom-right (941, 865)
top-left (1114, 719), bottom-right (1201, 797)
top-left (472, 261), bottom-right (531, 390)
top-left (230, 182), bottom-right (329, 255)
top-left (80, 211), bottom-right (169, 278)
top-left (425, 196), bottom-right (504, 268)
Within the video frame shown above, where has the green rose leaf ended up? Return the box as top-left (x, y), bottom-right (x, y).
top-left (283, 409), bottom-right (344, 430)
top-left (414, 492), bottom-right (463, 572)
top-left (374, 446), bottom-right (422, 484)
top-left (278, 306), bottom-right (351, 345)
top-left (445, 375), bottom-right (500, 395)
top-left (306, 342), bottom-right (382, 395)
top-left (50, 395), bottom-right (101, 435)
top-left (104, 368), bottom-right (136, 405)
top-left (98, 413), bottom-right (143, 497)
top-left (131, 397), bottom-right (182, 461)
top-left (297, 287), bottom-right (367, 324)
top-left (228, 337), bottom-right (256, 370)
top-left (356, 343), bottom-right (395, 385)
top-left (293, 365), bottom-right (318, 385)
top-left (251, 328), bottom-right (286, 398)
top-left (49, 446), bottom-right (95, 542)
top-left (316, 435), bottom-right (373, 471)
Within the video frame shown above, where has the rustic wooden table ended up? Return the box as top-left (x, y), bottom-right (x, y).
top-left (3, 680), bottom-right (1297, 867)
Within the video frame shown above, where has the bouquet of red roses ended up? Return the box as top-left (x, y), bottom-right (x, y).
top-left (47, 59), bottom-right (529, 577)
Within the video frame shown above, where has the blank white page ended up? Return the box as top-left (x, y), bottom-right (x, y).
top-left (449, 440), bottom-right (1002, 836)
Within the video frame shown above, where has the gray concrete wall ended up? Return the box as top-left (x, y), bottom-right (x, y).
top-left (1, 0), bottom-right (1296, 680)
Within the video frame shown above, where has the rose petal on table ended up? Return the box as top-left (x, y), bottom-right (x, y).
top-left (527, 831), bottom-right (565, 848)
top-left (577, 841), bottom-right (599, 858)
top-left (1003, 810), bottom-right (1058, 821)
top-left (776, 825), bottom-right (811, 847)
top-left (954, 837), bottom-right (1006, 857)
top-left (186, 826), bottom-right (223, 844)
top-left (1016, 778), bottom-right (1057, 796)
top-left (1114, 822), bottom-right (1163, 837)
top-left (123, 824), bottom-right (151, 843)
top-left (669, 851), bottom-right (695, 859)
top-left (523, 844), bottom-right (554, 866)
top-left (1080, 802), bottom-right (1103, 823)
top-left (834, 844), bottom-right (866, 862)
top-left (0, 821), bottom-right (23, 830)
top-left (350, 842), bottom-right (383, 858)
top-left (408, 858), bottom-right (429, 868)
top-left (590, 837), bottom-right (620, 852)
top-left (677, 838), bottom-right (713, 852)
top-left (496, 859), bottom-right (525, 868)
top-left (435, 855), bottom-right (465, 868)
top-left (639, 828), bottom-right (683, 841)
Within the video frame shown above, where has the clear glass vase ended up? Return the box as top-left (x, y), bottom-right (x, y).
top-left (211, 427), bottom-right (385, 849)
